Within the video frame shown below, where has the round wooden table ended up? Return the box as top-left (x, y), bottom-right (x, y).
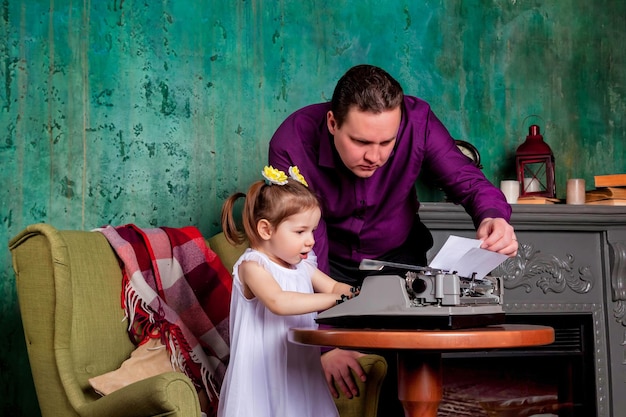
top-left (289, 324), bottom-right (554, 417)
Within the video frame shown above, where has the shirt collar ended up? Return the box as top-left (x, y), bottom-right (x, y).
top-left (319, 130), bottom-right (336, 168)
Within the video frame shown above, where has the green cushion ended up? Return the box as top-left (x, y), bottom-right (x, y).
top-left (206, 232), bottom-right (247, 274)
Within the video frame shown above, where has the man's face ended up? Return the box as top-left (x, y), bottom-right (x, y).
top-left (327, 106), bottom-right (401, 178)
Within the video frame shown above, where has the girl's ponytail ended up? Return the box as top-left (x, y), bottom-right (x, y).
top-left (221, 192), bottom-right (246, 246)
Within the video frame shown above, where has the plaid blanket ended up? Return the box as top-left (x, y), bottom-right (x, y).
top-left (98, 224), bottom-right (232, 408)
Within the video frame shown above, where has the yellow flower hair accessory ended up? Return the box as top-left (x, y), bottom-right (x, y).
top-left (288, 166), bottom-right (309, 187)
top-left (262, 165), bottom-right (288, 185)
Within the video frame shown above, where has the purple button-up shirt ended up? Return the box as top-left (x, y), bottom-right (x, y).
top-left (269, 96), bottom-right (511, 274)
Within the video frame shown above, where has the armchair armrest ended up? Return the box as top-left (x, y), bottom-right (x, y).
top-left (78, 372), bottom-right (201, 417)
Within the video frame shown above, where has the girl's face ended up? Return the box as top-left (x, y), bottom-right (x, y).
top-left (261, 207), bottom-right (321, 268)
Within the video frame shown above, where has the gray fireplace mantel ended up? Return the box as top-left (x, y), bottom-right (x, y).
top-left (419, 202), bottom-right (626, 230)
top-left (419, 202), bottom-right (626, 417)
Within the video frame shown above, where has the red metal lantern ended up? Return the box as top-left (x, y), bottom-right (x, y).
top-left (515, 124), bottom-right (556, 198)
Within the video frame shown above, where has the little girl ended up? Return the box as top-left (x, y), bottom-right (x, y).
top-left (217, 166), bottom-right (355, 417)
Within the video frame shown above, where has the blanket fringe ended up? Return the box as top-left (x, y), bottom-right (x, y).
top-left (167, 330), bottom-right (218, 401)
top-left (123, 279), bottom-right (161, 340)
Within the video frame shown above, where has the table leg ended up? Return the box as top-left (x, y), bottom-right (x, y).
top-left (397, 352), bottom-right (443, 417)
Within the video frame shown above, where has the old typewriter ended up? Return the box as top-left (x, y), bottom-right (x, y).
top-left (316, 259), bottom-right (505, 329)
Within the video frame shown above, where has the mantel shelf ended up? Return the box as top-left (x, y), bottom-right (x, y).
top-left (419, 202), bottom-right (626, 230)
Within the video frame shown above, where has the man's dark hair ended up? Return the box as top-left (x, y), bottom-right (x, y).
top-left (330, 64), bottom-right (404, 127)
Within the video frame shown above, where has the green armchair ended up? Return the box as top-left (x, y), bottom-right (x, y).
top-left (10, 223), bottom-right (387, 417)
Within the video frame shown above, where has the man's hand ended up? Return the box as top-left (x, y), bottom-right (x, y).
top-left (321, 348), bottom-right (367, 398)
top-left (476, 217), bottom-right (518, 257)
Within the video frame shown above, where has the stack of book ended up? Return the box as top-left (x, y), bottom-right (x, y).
top-left (516, 196), bottom-right (560, 204)
top-left (586, 174), bottom-right (626, 205)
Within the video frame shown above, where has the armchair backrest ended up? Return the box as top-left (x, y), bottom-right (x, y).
top-left (206, 232), bottom-right (248, 275)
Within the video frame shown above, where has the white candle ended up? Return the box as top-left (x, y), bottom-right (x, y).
top-left (523, 177), bottom-right (541, 193)
top-left (500, 180), bottom-right (520, 204)
top-left (566, 179), bottom-right (586, 205)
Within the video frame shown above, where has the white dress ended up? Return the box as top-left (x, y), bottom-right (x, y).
top-left (217, 249), bottom-right (339, 417)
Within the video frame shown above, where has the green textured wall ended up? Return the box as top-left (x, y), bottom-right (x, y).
top-left (1, 1), bottom-right (625, 414)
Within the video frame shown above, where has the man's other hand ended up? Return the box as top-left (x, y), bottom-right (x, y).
top-left (321, 348), bottom-right (367, 398)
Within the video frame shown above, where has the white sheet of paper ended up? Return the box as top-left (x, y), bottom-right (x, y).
top-left (429, 235), bottom-right (481, 270)
top-left (428, 235), bottom-right (509, 279)
top-left (451, 247), bottom-right (509, 279)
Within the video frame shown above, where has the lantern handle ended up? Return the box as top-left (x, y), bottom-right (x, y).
top-left (522, 114), bottom-right (546, 131)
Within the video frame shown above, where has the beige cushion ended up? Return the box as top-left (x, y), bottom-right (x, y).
top-left (89, 337), bottom-right (177, 396)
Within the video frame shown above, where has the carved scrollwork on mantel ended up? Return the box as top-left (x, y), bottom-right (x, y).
top-left (608, 241), bottom-right (626, 328)
top-left (493, 242), bottom-right (593, 294)
top-left (609, 241), bottom-right (626, 301)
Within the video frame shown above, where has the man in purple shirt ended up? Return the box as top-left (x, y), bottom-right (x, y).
top-left (270, 65), bottom-right (516, 280)
top-left (269, 64), bottom-right (518, 414)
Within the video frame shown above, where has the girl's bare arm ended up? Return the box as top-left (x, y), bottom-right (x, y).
top-left (239, 261), bottom-right (341, 316)
top-left (311, 268), bottom-right (354, 297)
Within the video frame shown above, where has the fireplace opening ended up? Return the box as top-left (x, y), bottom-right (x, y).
top-left (438, 314), bottom-right (596, 417)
